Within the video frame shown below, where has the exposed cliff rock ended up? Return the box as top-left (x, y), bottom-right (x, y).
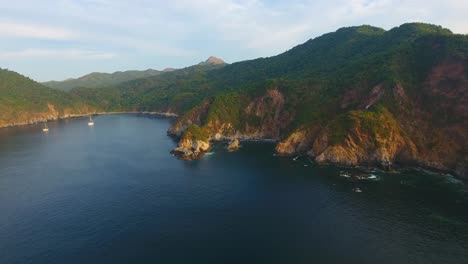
top-left (164, 27), bottom-right (467, 178)
top-left (0, 103), bottom-right (96, 128)
top-left (242, 89), bottom-right (293, 139)
top-left (309, 108), bottom-right (416, 170)
top-left (169, 89), bottom-right (292, 159)
top-left (227, 139), bottom-right (240, 152)
top-left (167, 99), bottom-right (213, 137)
top-left (199, 56), bottom-right (226, 65)
top-left (171, 137), bottom-right (211, 160)
top-left (275, 126), bottom-right (321, 155)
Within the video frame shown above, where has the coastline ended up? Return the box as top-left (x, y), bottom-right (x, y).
top-left (0, 111), bottom-right (178, 129)
top-left (1, 112), bottom-right (465, 182)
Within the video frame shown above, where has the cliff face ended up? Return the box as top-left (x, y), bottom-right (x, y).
top-left (168, 89), bottom-right (293, 156)
top-left (168, 59), bottom-right (467, 179)
top-left (275, 60), bottom-right (467, 177)
top-left (0, 104), bottom-right (96, 128)
top-left (309, 108), bottom-right (416, 169)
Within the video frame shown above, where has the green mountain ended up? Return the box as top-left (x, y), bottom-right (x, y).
top-left (42, 69), bottom-right (162, 91)
top-left (43, 57), bottom-right (227, 91)
top-left (164, 23), bottom-right (467, 178)
top-left (1, 23), bottom-right (466, 178)
top-left (69, 58), bottom-right (227, 112)
top-left (0, 68), bottom-right (94, 127)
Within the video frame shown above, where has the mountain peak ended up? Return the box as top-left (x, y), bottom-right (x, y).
top-left (163, 68), bottom-right (177, 72)
top-left (201, 56), bottom-right (225, 65)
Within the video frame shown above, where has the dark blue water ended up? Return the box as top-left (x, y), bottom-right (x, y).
top-left (0, 114), bottom-right (467, 264)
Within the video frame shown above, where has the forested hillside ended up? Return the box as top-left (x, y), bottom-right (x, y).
top-left (0, 69), bottom-right (94, 127)
top-left (1, 23), bottom-right (466, 178)
top-left (163, 23), bottom-right (467, 178)
top-left (42, 69), bottom-right (162, 91)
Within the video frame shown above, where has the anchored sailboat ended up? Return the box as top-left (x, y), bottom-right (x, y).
top-left (88, 116), bottom-right (94, 126)
top-left (42, 123), bottom-right (49, 132)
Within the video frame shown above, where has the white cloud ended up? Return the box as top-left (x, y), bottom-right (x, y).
top-left (0, 49), bottom-right (115, 60)
top-left (0, 21), bottom-right (76, 40)
top-left (0, 0), bottom-right (467, 80)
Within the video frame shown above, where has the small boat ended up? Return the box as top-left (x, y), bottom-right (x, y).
top-left (339, 171), bottom-right (351, 178)
top-left (42, 123), bottom-right (49, 132)
top-left (353, 187), bottom-right (363, 193)
top-left (88, 116), bottom-right (94, 126)
top-left (293, 156), bottom-right (299, 161)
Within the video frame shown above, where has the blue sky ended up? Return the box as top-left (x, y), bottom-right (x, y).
top-left (0, 0), bottom-right (467, 82)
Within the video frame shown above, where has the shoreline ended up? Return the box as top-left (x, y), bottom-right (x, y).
top-left (0, 111), bottom-right (178, 129)
top-left (1, 113), bottom-right (465, 182)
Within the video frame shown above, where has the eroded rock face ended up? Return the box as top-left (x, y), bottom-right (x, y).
top-left (167, 99), bottom-right (212, 137)
top-left (171, 138), bottom-right (211, 160)
top-left (276, 126), bottom-right (320, 155)
top-left (0, 103), bottom-right (96, 128)
top-left (167, 70), bottom-right (467, 179)
top-left (227, 139), bottom-right (240, 152)
top-left (243, 89), bottom-right (293, 139)
top-left (308, 110), bottom-right (416, 170)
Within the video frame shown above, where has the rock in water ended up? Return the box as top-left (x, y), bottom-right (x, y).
top-left (227, 139), bottom-right (240, 152)
top-left (171, 138), bottom-right (211, 160)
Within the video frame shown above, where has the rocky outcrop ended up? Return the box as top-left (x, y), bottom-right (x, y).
top-left (199, 56), bottom-right (226, 65)
top-left (227, 139), bottom-right (240, 152)
top-left (168, 89), bottom-right (292, 160)
top-left (276, 126), bottom-right (321, 155)
top-left (275, 106), bottom-right (419, 170)
top-left (171, 137), bottom-right (211, 160)
top-left (167, 99), bottom-right (212, 137)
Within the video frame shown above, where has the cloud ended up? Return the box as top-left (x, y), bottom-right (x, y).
top-left (0, 21), bottom-right (76, 40)
top-left (0, 49), bottom-right (115, 60)
top-left (0, 0), bottom-right (467, 81)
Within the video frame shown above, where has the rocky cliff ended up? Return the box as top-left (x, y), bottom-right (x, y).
top-left (0, 103), bottom-right (96, 128)
top-left (168, 58), bottom-right (467, 179)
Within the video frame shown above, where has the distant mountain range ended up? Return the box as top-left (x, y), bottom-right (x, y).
top-left (42, 56), bottom-right (226, 91)
top-left (1, 23), bottom-right (466, 179)
top-left (42, 69), bottom-right (162, 91)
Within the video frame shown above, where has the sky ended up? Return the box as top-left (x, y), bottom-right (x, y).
top-left (0, 0), bottom-right (467, 82)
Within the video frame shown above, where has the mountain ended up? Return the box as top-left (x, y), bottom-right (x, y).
top-left (1, 23), bottom-right (467, 178)
top-left (69, 58), bottom-right (228, 112)
top-left (42, 69), bottom-right (162, 91)
top-left (164, 23), bottom-right (468, 179)
top-left (198, 56), bottom-right (226, 65)
top-left (0, 69), bottom-right (95, 127)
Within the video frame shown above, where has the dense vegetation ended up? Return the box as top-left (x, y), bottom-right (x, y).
top-left (1, 22), bottom-right (466, 176)
top-left (70, 63), bottom-right (226, 112)
top-left (63, 23), bottom-right (466, 127)
top-left (0, 69), bottom-right (91, 126)
top-left (43, 69), bottom-right (162, 91)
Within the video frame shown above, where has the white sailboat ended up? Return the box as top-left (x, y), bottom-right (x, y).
top-left (88, 116), bottom-right (94, 126)
top-left (42, 123), bottom-right (49, 132)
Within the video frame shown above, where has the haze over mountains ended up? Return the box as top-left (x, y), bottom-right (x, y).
top-left (0, 23), bottom-right (466, 179)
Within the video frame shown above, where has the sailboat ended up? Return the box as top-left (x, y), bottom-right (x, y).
top-left (42, 123), bottom-right (49, 132)
top-left (88, 116), bottom-right (94, 126)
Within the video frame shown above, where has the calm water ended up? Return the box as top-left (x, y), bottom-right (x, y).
top-left (0, 114), bottom-right (467, 264)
